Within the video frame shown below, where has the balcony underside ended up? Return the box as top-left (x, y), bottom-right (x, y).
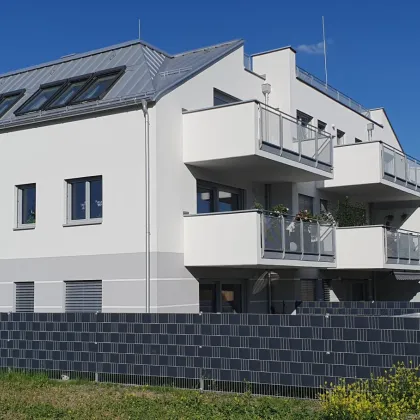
top-left (322, 181), bottom-right (420, 202)
top-left (186, 152), bottom-right (332, 183)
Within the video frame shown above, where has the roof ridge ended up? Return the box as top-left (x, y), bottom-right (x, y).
top-left (173, 39), bottom-right (243, 57)
top-left (0, 39), bottom-right (171, 80)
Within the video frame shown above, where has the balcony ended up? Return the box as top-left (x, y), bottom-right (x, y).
top-left (183, 100), bottom-right (333, 182)
top-left (336, 225), bottom-right (420, 270)
top-left (184, 210), bottom-right (335, 268)
top-left (322, 141), bottom-right (420, 201)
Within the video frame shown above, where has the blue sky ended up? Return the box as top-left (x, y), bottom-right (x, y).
top-left (1, 0), bottom-right (416, 154)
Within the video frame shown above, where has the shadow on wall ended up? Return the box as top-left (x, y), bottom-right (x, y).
top-left (375, 272), bottom-right (420, 302)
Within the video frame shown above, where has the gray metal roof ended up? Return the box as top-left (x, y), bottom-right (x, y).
top-left (0, 39), bottom-right (243, 130)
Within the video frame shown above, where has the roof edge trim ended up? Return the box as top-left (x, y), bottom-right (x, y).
top-left (153, 40), bottom-right (244, 102)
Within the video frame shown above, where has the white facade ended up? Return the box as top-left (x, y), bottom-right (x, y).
top-left (1, 39), bottom-right (420, 314)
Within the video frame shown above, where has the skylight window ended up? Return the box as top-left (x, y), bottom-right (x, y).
top-left (72, 67), bottom-right (125, 104)
top-left (14, 66), bottom-right (126, 116)
top-left (15, 83), bottom-right (64, 115)
top-left (47, 77), bottom-right (91, 109)
top-left (0, 90), bottom-right (25, 118)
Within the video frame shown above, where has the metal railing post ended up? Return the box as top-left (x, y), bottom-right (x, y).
top-left (279, 114), bottom-right (283, 155)
top-left (258, 104), bottom-right (263, 148)
top-left (393, 150), bottom-right (397, 182)
top-left (260, 212), bottom-right (265, 258)
top-left (404, 155), bottom-right (408, 186)
top-left (415, 160), bottom-right (418, 190)
top-left (315, 130), bottom-right (319, 168)
top-left (298, 130), bottom-right (302, 162)
top-left (300, 220), bottom-right (304, 260)
top-left (281, 215), bottom-right (286, 259)
top-left (397, 231), bottom-right (400, 264)
top-left (408, 233), bottom-right (411, 265)
top-left (317, 221), bottom-right (321, 261)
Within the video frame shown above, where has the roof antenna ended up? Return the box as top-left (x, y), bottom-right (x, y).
top-left (138, 19), bottom-right (141, 40)
top-left (322, 16), bottom-right (328, 88)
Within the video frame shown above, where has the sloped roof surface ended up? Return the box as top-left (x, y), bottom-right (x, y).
top-left (0, 39), bottom-right (243, 129)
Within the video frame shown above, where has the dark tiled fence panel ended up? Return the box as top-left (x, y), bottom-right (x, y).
top-left (300, 301), bottom-right (420, 309)
top-left (1, 312), bottom-right (420, 397)
top-left (297, 307), bottom-right (420, 316)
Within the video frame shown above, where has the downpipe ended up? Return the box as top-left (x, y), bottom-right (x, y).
top-left (142, 100), bottom-right (151, 313)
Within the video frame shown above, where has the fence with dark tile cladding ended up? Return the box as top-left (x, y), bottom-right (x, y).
top-left (0, 310), bottom-right (419, 398)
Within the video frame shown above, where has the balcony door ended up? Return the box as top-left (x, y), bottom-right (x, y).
top-left (197, 181), bottom-right (244, 214)
top-left (199, 281), bottom-right (243, 313)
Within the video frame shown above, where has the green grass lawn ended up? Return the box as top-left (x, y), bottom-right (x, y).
top-left (0, 372), bottom-right (320, 419)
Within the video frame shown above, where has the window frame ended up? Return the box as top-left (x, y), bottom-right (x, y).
top-left (0, 89), bottom-right (26, 118)
top-left (320, 198), bottom-right (329, 214)
top-left (71, 66), bottom-right (126, 105)
top-left (65, 176), bottom-right (103, 226)
top-left (197, 180), bottom-right (245, 214)
top-left (15, 183), bottom-right (36, 230)
top-left (45, 74), bottom-right (93, 110)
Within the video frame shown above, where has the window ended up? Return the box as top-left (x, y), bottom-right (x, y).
top-left (355, 138), bottom-right (363, 143)
top-left (199, 281), bottom-right (243, 313)
top-left (47, 76), bottom-right (91, 109)
top-left (66, 176), bottom-right (102, 224)
top-left (298, 194), bottom-right (314, 214)
top-left (14, 67), bottom-right (126, 115)
top-left (337, 129), bottom-right (345, 145)
top-left (16, 184), bottom-right (36, 227)
top-left (297, 110), bottom-right (313, 141)
top-left (72, 68), bottom-right (125, 104)
top-left (197, 181), bottom-right (243, 213)
top-left (65, 280), bottom-right (102, 312)
top-left (320, 199), bottom-right (329, 214)
top-left (213, 89), bottom-right (240, 106)
top-left (15, 282), bottom-right (34, 312)
top-left (0, 90), bottom-right (25, 118)
top-left (15, 83), bottom-right (64, 115)
top-left (318, 120), bottom-right (327, 133)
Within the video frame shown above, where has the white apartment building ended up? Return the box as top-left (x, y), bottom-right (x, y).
top-left (0, 38), bottom-right (419, 314)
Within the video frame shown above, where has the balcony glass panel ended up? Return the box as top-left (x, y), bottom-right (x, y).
top-left (263, 213), bottom-right (335, 260)
top-left (260, 105), bottom-right (332, 168)
top-left (386, 228), bottom-right (420, 263)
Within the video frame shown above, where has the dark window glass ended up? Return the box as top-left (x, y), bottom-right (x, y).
top-left (75, 73), bottom-right (120, 102)
top-left (213, 89), bottom-right (240, 106)
top-left (355, 138), bottom-right (363, 143)
top-left (197, 186), bottom-right (213, 213)
top-left (90, 178), bottom-right (103, 219)
top-left (298, 194), bottom-right (314, 214)
top-left (17, 85), bottom-right (63, 114)
top-left (20, 185), bottom-right (36, 224)
top-left (199, 284), bottom-right (216, 312)
top-left (221, 284), bottom-right (242, 313)
top-left (0, 93), bottom-right (22, 118)
top-left (71, 181), bottom-right (86, 220)
top-left (318, 120), bottom-right (327, 133)
top-left (218, 190), bottom-right (239, 212)
top-left (48, 80), bottom-right (88, 108)
top-left (337, 129), bottom-right (345, 145)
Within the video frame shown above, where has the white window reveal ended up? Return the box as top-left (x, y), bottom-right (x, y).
top-left (65, 280), bottom-right (102, 313)
top-left (15, 282), bottom-right (34, 312)
top-left (66, 176), bottom-right (102, 225)
top-left (16, 184), bottom-right (36, 229)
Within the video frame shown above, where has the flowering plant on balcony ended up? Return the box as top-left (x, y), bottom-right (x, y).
top-left (295, 209), bottom-right (313, 222)
top-left (270, 204), bottom-right (289, 216)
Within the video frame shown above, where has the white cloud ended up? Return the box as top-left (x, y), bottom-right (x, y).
top-left (296, 41), bottom-right (325, 55)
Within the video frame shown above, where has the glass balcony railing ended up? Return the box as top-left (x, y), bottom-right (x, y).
top-left (259, 103), bottom-right (333, 171)
top-left (262, 213), bottom-right (335, 262)
top-left (385, 227), bottom-right (420, 265)
top-left (382, 144), bottom-right (420, 190)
